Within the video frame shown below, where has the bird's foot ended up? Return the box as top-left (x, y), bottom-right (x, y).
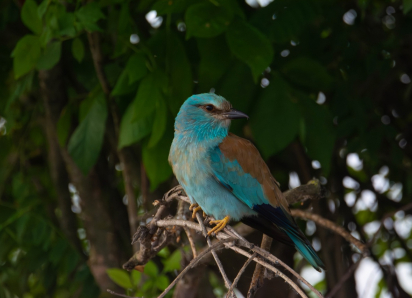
top-left (189, 203), bottom-right (203, 219)
top-left (207, 216), bottom-right (230, 236)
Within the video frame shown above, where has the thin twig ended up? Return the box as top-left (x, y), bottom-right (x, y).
top-left (157, 218), bottom-right (323, 298)
top-left (226, 245), bottom-right (309, 298)
top-left (184, 227), bottom-right (198, 258)
top-left (324, 257), bottom-right (362, 298)
top-left (227, 253), bottom-right (257, 297)
top-left (291, 209), bottom-right (368, 256)
top-left (248, 235), bottom-right (273, 298)
top-left (87, 31), bottom-right (139, 248)
top-left (157, 239), bottom-right (234, 298)
top-left (194, 212), bottom-right (235, 297)
top-left (107, 289), bottom-right (138, 298)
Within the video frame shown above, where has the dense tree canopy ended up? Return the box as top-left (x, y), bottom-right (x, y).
top-left (1, 0), bottom-right (412, 297)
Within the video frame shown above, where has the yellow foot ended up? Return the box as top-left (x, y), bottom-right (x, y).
top-left (207, 216), bottom-right (230, 236)
top-left (189, 203), bottom-right (203, 219)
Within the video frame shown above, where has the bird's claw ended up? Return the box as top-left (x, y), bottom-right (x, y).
top-left (189, 203), bottom-right (204, 219)
top-left (207, 216), bottom-right (230, 236)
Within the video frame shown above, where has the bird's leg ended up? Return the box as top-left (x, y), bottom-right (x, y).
top-left (207, 216), bottom-right (230, 236)
top-left (189, 203), bottom-right (203, 219)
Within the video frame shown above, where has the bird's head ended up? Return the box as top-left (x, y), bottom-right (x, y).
top-left (174, 93), bottom-right (248, 142)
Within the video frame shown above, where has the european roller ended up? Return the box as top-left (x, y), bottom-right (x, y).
top-left (168, 93), bottom-right (325, 272)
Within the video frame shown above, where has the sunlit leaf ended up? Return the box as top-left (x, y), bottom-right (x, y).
top-left (155, 275), bottom-right (169, 290)
top-left (106, 268), bottom-right (133, 289)
top-left (162, 249), bottom-right (182, 273)
top-left (143, 261), bottom-right (158, 278)
top-left (131, 270), bottom-right (141, 286)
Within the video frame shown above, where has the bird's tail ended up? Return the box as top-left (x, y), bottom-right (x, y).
top-left (248, 204), bottom-right (325, 272)
top-left (284, 229), bottom-right (325, 272)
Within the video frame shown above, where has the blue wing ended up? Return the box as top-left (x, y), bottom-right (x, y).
top-left (210, 134), bottom-right (325, 271)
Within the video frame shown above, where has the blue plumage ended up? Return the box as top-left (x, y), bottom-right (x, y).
top-left (169, 93), bottom-right (325, 271)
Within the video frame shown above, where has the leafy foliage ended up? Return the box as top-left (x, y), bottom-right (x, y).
top-left (1, 0), bottom-right (412, 297)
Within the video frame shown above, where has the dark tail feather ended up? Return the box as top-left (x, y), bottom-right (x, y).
top-left (241, 215), bottom-right (295, 247)
top-left (252, 204), bottom-right (325, 271)
top-left (284, 229), bottom-right (325, 272)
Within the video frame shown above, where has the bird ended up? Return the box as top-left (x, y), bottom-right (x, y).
top-left (168, 93), bottom-right (325, 272)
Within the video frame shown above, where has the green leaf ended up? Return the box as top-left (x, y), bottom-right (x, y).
top-left (72, 38), bottom-right (85, 63)
top-left (131, 270), bottom-right (141, 286)
top-left (226, 18), bottom-right (273, 82)
top-left (111, 53), bottom-right (149, 95)
top-left (142, 134), bottom-right (173, 190)
top-left (249, 0), bottom-right (319, 44)
top-left (37, 0), bottom-right (49, 18)
top-left (111, 71), bottom-right (136, 96)
top-left (152, 0), bottom-right (191, 15)
top-left (282, 57), bottom-right (333, 91)
top-left (250, 75), bottom-right (301, 158)
top-left (11, 35), bottom-right (41, 79)
top-left (163, 249), bottom-right (182, 273)
top-left (218, 62), bottom-right (257, 114)
top-left (49, 239), bottom-right (67, 266)
top-left (298, 95), bottom-right (335, 176)
top-left (118, 96), bottom-right (154, 148)
top-left (57, 104), bottom-right (73, 147)
top-left (58, 12), bottom-right (76, 37)
top-left (21, 0), bottom-right (43, 34)
top-left (148, 98), bottom-right (167, 148)
top-left (197, 35), bottom-right (233, 92)
top-left (36, 41), bottom-right (61, 70)
top-left (404, 0), bottom-right (412, 14)
top-left (68, 94), bottom-right (108, 175)
top-left (126, 54), bottom-right (148, 84)
top-left (144, 261), bottom-right (158, 278)
top-left (106, 268), bottom-right (133, 289)
top-left (165, 32), bottom-right (192, 114)
top-left (132, 70), bottom-right (167, 122)
top-left (185, 2), bottom-right (233, 38)
top-left (75, 2), bottom-right (105, 32)
top-left (155, 275), bottom-right (169, 290)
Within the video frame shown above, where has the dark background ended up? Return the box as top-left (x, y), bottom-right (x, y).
top-left (1, 0), bottom-right (412, 297)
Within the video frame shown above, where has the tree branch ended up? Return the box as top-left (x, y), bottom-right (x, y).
top-left (247, 235), bottom-right (273, 298)
top-left (291, 209), bottom-right (368, 256)
top-left (228, 252), bottom-right (257, 297)
top-left (87, 31), bottom-right (139, 248)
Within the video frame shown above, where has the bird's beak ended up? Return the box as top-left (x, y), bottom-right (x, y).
top-left (223, 108), bottom-right (249, 120)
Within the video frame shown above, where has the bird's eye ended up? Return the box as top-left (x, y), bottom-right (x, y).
top-left (204, 105), bottom-right (214, 112)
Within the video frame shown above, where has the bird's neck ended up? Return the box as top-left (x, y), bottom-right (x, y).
top-left (174, 120), bottom-right (229, 150)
